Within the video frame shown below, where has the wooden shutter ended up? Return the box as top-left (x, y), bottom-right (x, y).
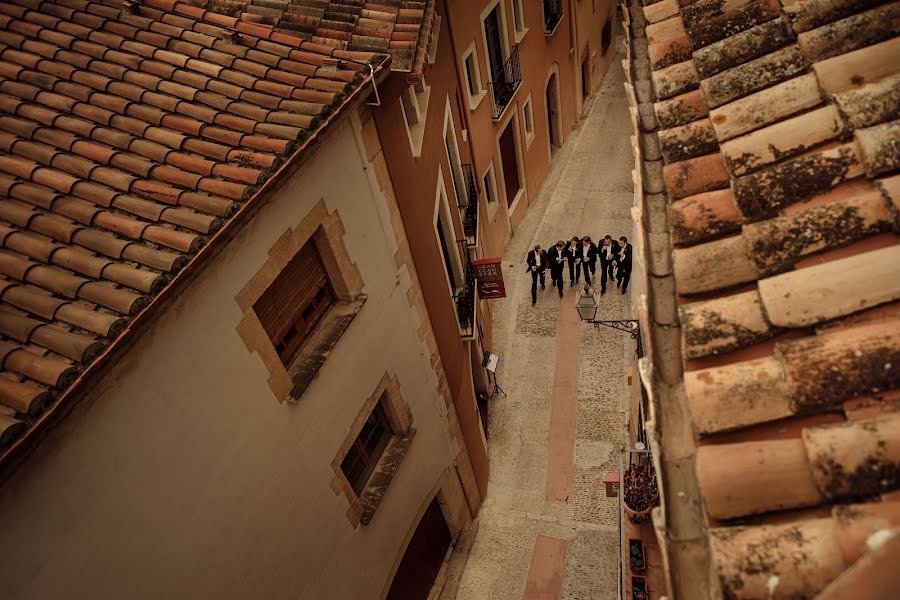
top-left (254, 240), bottom-right (334, 364)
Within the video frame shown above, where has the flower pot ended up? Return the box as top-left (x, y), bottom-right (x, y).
top-left (629, 538), bottom-right (646, 571)
top-left (624, 502), bottom-right (653, 523)
top-left (631, 575), bottom-right (648, 600)
top-left (623, 463), bottom-right (659, 523)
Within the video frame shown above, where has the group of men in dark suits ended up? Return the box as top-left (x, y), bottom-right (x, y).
top-left (526, 235), bottom-right (633, 305)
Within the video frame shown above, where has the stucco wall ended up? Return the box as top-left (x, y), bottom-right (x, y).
top-left (0, 116), bottom-right (468, 600)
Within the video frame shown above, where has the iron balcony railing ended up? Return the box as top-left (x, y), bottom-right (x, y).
top-left (542, 0), bottom-right (563, 35)
top-left (460, 163), bottom-right (479, 247)
top-left (488, 45), bottom-right (522, 120)
top-left (454, 240), bottom-right (476, 338)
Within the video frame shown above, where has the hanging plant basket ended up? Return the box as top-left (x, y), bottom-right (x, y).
top-left (623, 462), bottom-right (659, 523)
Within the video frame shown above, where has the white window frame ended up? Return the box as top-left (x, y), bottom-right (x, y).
top-left (400, 78), bottom-right (432, 157)
top-left (522, 93), bottom-right (535, 148)
top-left (482, 161), bottom-right (501, 220)
top-left (461, 41), bottom-right (487, 111)
top-left (443, 96), bottom-right (467, 206)
top-left (511, 0), bottom-right (528, 42)
top-left (480, 0), bottom-right (511, 72)
top-left (434, 168), bottom-right (464, 295)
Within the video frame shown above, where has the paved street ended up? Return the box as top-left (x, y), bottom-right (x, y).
top-left (442, 30), bottom-right (635, 600)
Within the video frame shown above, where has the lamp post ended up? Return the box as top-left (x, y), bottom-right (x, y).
top-left (574, 284), bottom-right (640, 338)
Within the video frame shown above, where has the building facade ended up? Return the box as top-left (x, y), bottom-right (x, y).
top-left (445, 0), bottom-right (618, 256)
top-left (0, 1), bottom-right (481, 598)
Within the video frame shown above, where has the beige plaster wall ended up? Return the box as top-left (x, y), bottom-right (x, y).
top-left (0, 115), bottom-right (468, 600)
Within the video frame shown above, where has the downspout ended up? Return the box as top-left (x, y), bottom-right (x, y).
top-left (569, 0), bottom-right (579, 57)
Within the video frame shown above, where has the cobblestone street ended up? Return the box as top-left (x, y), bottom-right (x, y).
top-left (442, 29), bottom-right (635, 600)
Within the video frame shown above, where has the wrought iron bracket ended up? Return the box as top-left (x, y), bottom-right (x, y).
top-left (587, 319), bottom-right (640, 339)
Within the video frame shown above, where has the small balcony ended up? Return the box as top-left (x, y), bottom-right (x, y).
top-left (454, 241), bottom-right (476, 339)
top-left (543, 0), bottom-right (563, 35)
top-left (488, 45), bottom-right (522, 120)
top-left (459, 164), bottom-right (479, 247)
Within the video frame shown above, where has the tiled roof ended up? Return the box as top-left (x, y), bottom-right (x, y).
top-left (193, 0), bottom-right (436, 71)
top-left (0, 0), bottom-right (385, 454)
top-left (625, 0), bottom-right (900, 597)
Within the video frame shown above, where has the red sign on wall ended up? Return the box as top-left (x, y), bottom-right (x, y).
top-left (471, 258), bottom-right (506, 299)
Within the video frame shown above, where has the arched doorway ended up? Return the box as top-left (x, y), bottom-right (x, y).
top-left (545, 71), bottom-right (562, 151)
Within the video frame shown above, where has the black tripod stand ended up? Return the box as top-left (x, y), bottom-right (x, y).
top-left (482, 351), bottom-right (507, 398)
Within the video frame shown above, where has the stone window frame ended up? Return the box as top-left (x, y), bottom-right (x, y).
top-left (522, 93), bottom-right (535, 148)
top-left (462, 41), bottom-right (487, 111)
top-left (236, 199), bottom-right (365, 404)
top-left (331, 372), bottom-right (416, 527)
top-left (511, 0), bottom-right (529, 43)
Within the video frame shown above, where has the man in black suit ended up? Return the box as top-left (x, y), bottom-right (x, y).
top-left (526, 244), bottom-right (548, 305)
top-left (598, 235), bottom-right (619, 294)
top-left (566, 236), bottom-right (582, 287)
top-left (580, 236), bottom-right (597, 286)
top-left (617, 236), bottom-right (633, 294)
top-left (547, 240), bottom-right (566, 298)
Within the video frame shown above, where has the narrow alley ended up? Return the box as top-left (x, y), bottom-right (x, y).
top-left (442, 30), bottom-right (634, 600)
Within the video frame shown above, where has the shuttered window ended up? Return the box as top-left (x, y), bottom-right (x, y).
top-left (254, 239), bottom-right (335, 366)
top-left (341, 399), bottom-right (393, 495)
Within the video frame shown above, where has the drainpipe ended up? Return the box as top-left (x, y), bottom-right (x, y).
top-left (569, 0), bottom-right (579, 56)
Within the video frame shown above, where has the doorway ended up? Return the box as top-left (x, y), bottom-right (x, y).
top-left (386, 498), bottom-right (452, 600)
top-left (546, 72), bottom-right (562, 150)
top-left (498, 120), bottom-right (521, 207)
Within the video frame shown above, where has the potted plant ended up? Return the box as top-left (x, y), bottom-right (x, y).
top-left (629, 538), bottom-right (646, 571)
top-left (623, 462), bottom-right (659, 523)
top-left (632, 575), bottom-right (648, 600)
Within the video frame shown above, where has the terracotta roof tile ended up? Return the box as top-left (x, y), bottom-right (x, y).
top-left (0, 0), bottom-right (384, 451)
top-left (196, 0), bottom-right (432, 71)
top-left (625, 0), bottom-right (900, 591)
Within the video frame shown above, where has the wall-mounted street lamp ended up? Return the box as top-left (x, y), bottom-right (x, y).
top-left (574, 285), bottom-right (640, 338)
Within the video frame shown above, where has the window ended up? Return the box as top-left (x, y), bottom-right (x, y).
top-left (400, 80), bottom-right (431, 156)
top-left (512, 0), bottom-right (527, 40)
top-left (443, 98), bottom-right (466, 204)
top-left (482, 1), bottom-right (521, 119)
top-left (542, 0), bottom-right (563, 35)
top-left (435, 174), bottom-right (463, 293)
top-left (462, 43), bottom-right (486, 110)
top-left (483, 164), bottom-right (499, 204)
top-left (483, 4), bottom-right (506, 84)
top-left (341, 398), bottom-right (393, 495)
top-left (523, 95), bottom-right (535, 146)
top-left (331, 373), bottom-right (415, 527)
top-left (602, 17), bottom-right (612, 55)
top-left (254, 238), bottom-right (335, 366)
